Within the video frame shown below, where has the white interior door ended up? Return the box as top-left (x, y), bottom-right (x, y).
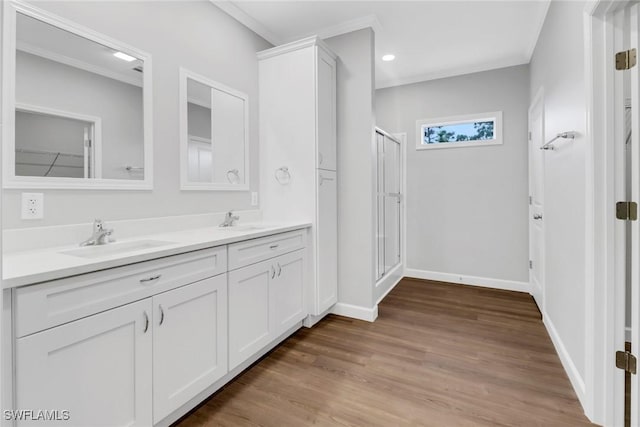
top-left (528, 91), bottom-right (545, 312)
top-left (630, 5), bottom-right (640, 425)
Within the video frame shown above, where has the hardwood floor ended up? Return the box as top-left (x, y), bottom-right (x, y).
top-left (175, 278), bottom-right (594, 426)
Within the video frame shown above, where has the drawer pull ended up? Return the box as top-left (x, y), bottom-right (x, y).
top-left (277, 263), bottom-right (282, 277)
top-left (140, 274), bottom-right (162, 284)
top-left (271, 265), bottom-right (276, 279)
top-left (159, 305), bottom-right (165, 326)
top-left (143, 311), bottom-right (149, 333)
top-left (269, 244), bottom-right (279, 250)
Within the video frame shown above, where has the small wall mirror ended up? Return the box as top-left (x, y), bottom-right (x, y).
top-left (3, 1), bottom-right (153, 189)
top-left (180, 68), bottom-right (249, 191)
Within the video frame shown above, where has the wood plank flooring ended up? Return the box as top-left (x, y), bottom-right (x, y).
top-left (174, 278), bottom-right (594, 426)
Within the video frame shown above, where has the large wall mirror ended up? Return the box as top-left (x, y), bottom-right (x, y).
top-left (2, 1), bottom-right (153, 189)
top-left (179, 68), bottom-right (249, 191)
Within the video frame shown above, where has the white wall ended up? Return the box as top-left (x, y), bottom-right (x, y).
top-left (324, 29), bottom-right (377, 310)
top-left (2, 1), bottom-right (271, 229)
top-left (376, 65), bottom-right (530, 286)
top-left (16, 51), bottom-right (144, 180)
top-left (529, 0), bottom-right (587, 403)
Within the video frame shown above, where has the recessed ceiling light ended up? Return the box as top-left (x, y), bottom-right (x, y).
top-left (382, 54), bottom-right (395, 62)
top-left (113, 51), bottom-right (137, 62)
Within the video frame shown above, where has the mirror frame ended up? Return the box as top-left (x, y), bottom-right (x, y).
top-left (2, 0), bottom-right (154, 190)
top-left (179, 67), bottom-right (250, 191)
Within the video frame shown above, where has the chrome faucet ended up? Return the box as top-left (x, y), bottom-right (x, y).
top-left (80, 219), bottom-right (114, 246)
top-left (219, 210), bottom-right (240, 227)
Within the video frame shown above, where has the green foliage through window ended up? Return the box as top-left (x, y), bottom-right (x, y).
top-left (422, 120), bottom-right (495, 144)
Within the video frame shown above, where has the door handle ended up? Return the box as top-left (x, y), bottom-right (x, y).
top-left (277, 262), bottom-right (282, 277)
top-left (533, 214), bottom-right (543, 220)
top-left (271, 265), bottom-right (276, 279)
top-left (159, 304), bottom-right (165, 326)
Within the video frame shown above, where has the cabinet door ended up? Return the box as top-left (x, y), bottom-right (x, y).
top-left (271, 249), bottom-right (306, 336)
top-left (15, 299), bottom-right (152, 427)
top-left (228, 260), bottom-right (273, 370)
top-left (316, 47), bottom-right (337, 171)
top-left (153, 275), bottom-right (228, 423)
top-left (316, 170), bottom-right (338, 314)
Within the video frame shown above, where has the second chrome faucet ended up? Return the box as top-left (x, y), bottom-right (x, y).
top-left (80, 219), bottom-right (114, 246)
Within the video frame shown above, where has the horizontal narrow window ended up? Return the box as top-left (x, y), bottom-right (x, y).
top-left (416, 111), bottom-right (502, 150)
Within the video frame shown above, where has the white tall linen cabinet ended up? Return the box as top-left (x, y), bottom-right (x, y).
top-left (258, 36), bottom-right (338, 318)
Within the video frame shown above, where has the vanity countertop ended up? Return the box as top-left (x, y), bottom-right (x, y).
top-left (3, 222), bottom-right (311, 288)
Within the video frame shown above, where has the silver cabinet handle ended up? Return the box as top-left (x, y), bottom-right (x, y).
top-left (269, 244), bottom-right (279, 250)
top-left (159, 305), bottom-right (165, 326)
top-left (277, 263), bottom-right (282, 277)
top-left (271, 265), bottom-right (276, 279)
top-left (533, 214), bottom-right (543, 220)
top-left (143, 311), bottom-right (149, 333)
top-left (140, 274), bottom-right (161, 284)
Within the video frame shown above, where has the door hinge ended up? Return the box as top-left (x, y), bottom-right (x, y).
top-left (616, 48), bottom-right (637, 70)
top-left (529, 196), bottom-right (532, 205)
top-left (528, 131), bottom-right (532, 141)
top-left (529, 260), bottom-right (533, 269)
top-left (616, 350), bottom-right (637, 374)
top-left (616, 201), bottom-right (638, 220)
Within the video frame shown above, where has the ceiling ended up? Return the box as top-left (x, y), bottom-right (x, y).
top-left (17, 12), bottom-right (143, 87)
top-left (215, 0), bottom-right (550, 88)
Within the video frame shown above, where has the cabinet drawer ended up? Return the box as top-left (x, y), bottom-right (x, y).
top-left (227, 230), bottom-right (305, 271)
top-left (14, 246), bottom-right (227, 338)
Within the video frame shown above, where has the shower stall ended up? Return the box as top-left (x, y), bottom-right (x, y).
top-left (375, 128), bottom-right (403, 290)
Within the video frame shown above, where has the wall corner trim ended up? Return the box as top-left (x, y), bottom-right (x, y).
top-left (404, 269), bottom-right (530, 293)
top-left (332, 303), bottom-right (378, 322)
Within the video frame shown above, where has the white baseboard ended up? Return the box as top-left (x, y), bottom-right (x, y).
top-left (332, 303), bottom-right (378, 322)
top-left (404, 268), bottom-right (530, 293)
top-left (543, 315), bottom-right (586, 404)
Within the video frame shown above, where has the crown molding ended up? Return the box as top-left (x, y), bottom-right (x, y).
top-left (376, 56), bottom-right (530, 90)
top-left (257, 35), bottom-right (336, 60)
top-left (284, 14), bottom-right (382, 43)
top-left (17, 41), bottom-right (143, 88)
top-left (211, 1), bottom-right (282, 46)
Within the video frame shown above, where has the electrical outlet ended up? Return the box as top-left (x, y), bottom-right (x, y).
top-left (21, 193), bottom-right (44, 220)
top-left (251, 192), bottom-right (258, 206)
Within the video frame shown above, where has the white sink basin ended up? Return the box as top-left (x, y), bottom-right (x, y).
top-left (61, 240), bottom-right (175, 259)
top-left (218, 224), bottom-right (268, 232)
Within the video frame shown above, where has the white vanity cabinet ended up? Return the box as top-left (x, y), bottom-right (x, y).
top-left (6, 227), bottom-right (309, 427)
top-left (15, 299), bottom-right (153, 427)
top-left (152, 275), bottom-right (227, 423)
top-left (228, 231), bottom-right (307, 369)
top-left (258, 37), bottom-right (338, 320)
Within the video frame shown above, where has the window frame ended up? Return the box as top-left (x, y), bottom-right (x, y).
top-left (415, 111), bottom-right (503, 150)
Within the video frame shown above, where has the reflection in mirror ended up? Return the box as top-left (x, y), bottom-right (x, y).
top-left (12, 10), bottom-right (147, 184)
top-left (182, 69), bottom-right (249, 190)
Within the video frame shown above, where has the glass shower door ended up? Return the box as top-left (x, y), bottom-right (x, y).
top-left (376, 129), bottom-right (401, 281)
